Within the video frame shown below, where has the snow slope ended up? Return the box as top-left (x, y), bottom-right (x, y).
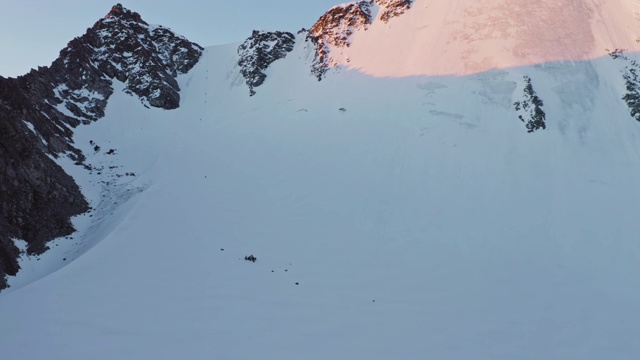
top-left (328, 0), bottom-right (640, 76)
top-left (2, 4), bottom-right (640, 359)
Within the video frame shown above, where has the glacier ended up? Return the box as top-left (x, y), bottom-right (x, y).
top-left (1, 0), bottom-right (640, 359)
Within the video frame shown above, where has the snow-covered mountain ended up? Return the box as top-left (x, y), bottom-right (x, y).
top-left (0, 4), bottom-right (201, 290)
top-left (2, 1), bottom-right (640, 359)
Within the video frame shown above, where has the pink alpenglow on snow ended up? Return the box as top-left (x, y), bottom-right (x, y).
top-left (322, 0), bottom-right (640, 77)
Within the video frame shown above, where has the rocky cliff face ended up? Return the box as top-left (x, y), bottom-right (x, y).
top-left (54, 3), bottom-right (203, 115)
top-left (238, 30), bottom-right (296, 96)
top-left (610, 49), bottom-right (640, 123)
top-left (235, 0), bottom-right (415, 91)
top-left (307, 0), bottom-right (414, 80)
top-left (513, 76), bottom-right (547, 133)
top-left (308, 1), bottom-right (374, 80)
top-left (0, 4), bottom-right (202, 290)
top-left (0, 75), bottom-right (89, 291)
top-left (374, 0), bottom-right (413, 23)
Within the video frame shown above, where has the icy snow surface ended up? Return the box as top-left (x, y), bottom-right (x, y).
top-left (2, 4), bottom-right (640, 358)
top-left (329, 0), bottom-right (640, 76)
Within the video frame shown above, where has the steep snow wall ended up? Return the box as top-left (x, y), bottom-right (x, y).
top-left (325, 0), bottom-right (640, 76)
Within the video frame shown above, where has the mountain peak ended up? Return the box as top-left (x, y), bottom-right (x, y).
top-left (103, 3), bottom-right (147, 25)
top-left (0, 3), bottom-right (204, 289)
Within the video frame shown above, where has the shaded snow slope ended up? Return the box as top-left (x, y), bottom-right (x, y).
top-left (324, 0), bottom-right (640, 76)
top-left (1, 33), bottom-right (640, 358)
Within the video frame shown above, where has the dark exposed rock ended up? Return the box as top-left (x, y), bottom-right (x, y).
top-left (0, 4), bottom-right (203, 290)
top-left (0, 236), bottom-right (20, 290)
top-left (310, 2), bottom-right (373, 48)
top-left (53, 3), bottom-right (203, 114)
top-left (607, 48), bottom-right (626, 60)
top-left (374, 0), bottom-right (414, 23)
top-left (609, 49), bottom-right (640, 122)
top-left (513, 76), bottom-right (547, 133)
top-left (622, 66), bottom-right (640, 122)
top-left (306, 0), bottom-right (414, 80)
top-left (308, 1), bottom-right (374, 80)
top-left (238, 30), bottom-right (296, 96)
top-left (0, 78), bottom-right (89, 287)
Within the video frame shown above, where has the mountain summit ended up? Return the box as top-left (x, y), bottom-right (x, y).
top-left (103, 3), bottom-right (146, 23)
top-left (0, 4), bottom-right (201, 289)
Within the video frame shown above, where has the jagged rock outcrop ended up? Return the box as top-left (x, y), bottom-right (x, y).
top-left (514, 76), bottom-right (547, 133)
top-left (609, 49), bottom-right (640, 122)
top-left (308, 1), bottom-right (374, 80)
top-left (234, 0), bottom-right (415, 84)
top-left (0, 4), bottom-right (203, 290)
top-left (306, 0), bottom-right (414, 80)
top-left (238, 30), bottom-right (295, 96)
top-left (0, 76), bottom-right (89, 290)
top-left (623, 66), bottom-right (640, 122)
top-left (55, 3), bottom-right (203, 115)
top-left (374, 0), bottom-right (414, 23)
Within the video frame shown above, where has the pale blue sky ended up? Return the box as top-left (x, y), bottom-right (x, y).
top-left (0, 0), bottom-right (340, 78)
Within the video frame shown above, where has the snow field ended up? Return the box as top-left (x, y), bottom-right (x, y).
top-left (2, 23), bottom-right (640, 359)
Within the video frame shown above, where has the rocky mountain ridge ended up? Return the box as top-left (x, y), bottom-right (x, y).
top-left (307, 0), bottom-right (414, 79)
top-left (236, 0), bottom-right (415, 90)
top-left (0, 4), bottom-right (202, 289)
top-left (238, 30), bottom-right (296, 96)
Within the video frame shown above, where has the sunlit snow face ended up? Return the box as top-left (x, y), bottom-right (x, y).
top-left (327, 0), bottom-right (640, 77)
